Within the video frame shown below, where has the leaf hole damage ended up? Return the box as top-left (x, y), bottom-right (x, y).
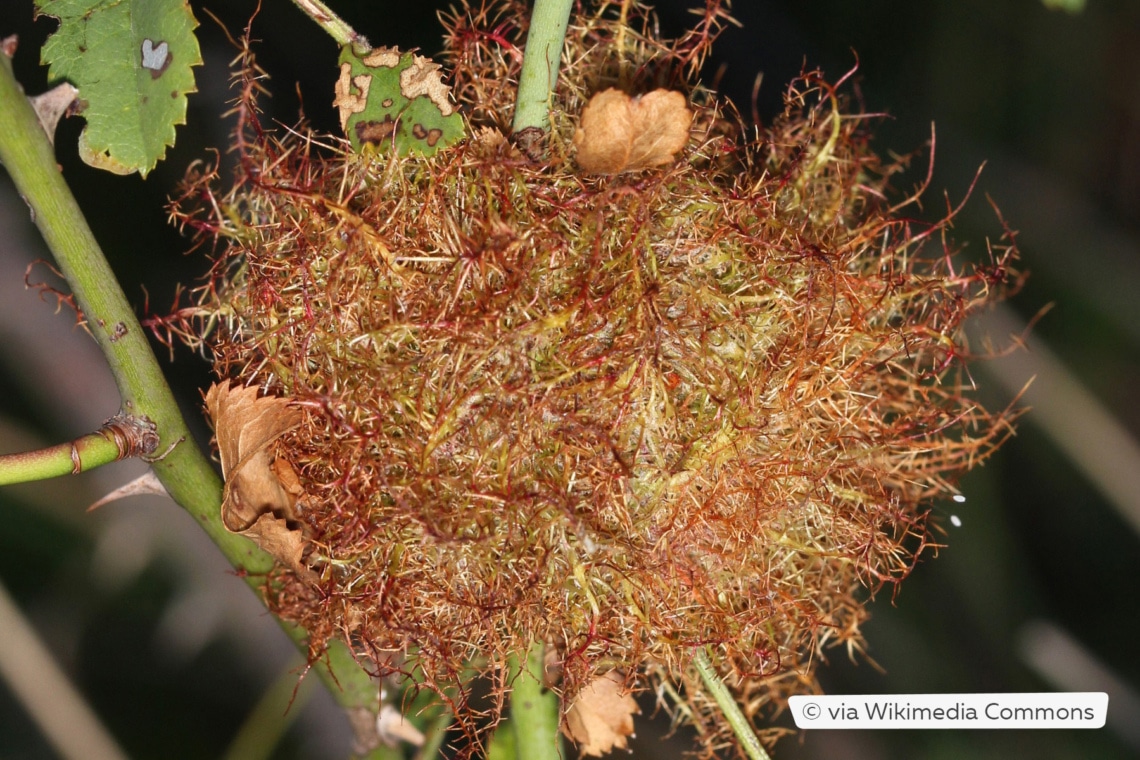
top-left (140, 38), bottom-right (171, 78)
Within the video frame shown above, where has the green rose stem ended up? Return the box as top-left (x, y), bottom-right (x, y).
top-left (692, 647), bottom-right (772, 760)
top-left (507, 642), bottom-right (563, 760)
top-left (0, 57), bottom-right (250, 561)
top-left (0, 51), bottom-right (386, 758)
top-left (289, 0), bottom-right (369, 51)
top-left (0, 424), bottom-right (142, 485)
top-left (511, 0), bottom-right (574, 135)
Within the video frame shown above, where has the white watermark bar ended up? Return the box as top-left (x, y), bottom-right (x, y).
top-left (789, 693), bottom-right (1108, 729)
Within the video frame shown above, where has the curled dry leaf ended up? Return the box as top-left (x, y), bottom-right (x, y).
top-left (205, 381), bottom-right (315, 581)
top-left (563, 671), bottom-right (640, 757)
top-left (573, 88), bottom-right (692, 174)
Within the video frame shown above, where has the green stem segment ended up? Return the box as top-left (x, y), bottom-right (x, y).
top-left (0, 412), bottom-right (159, 486)
top-left (289, 0), bottom-right (369, 52)
top-left (511, 0), bottom-right (574, 134)
top-left (508, 643), bottom-right (563, 760)
top-left (0, 430), bottom-right (129, 486)
top-left (0, 49), bottom-right (379, 734)
top-left (692, 647), bottom-right (771, 760)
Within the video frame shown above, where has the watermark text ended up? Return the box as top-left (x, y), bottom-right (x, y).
top-left (789, 693), bottom-right (1107, 729)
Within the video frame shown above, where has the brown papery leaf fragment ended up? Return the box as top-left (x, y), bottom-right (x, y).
top-left (242, 512), bottom-right (310, 579)
top-left (399, 54), bottom-right (457, 117)
top-left (563, 671), bottom-right (640, 757)
top-left (205, 381), bottom-right (314, 581)
top-left (334, 63), bottom-right (371, 130)
top-left (574, 88), bottom-right (692, 174)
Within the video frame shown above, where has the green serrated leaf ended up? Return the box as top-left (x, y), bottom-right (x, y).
top-left (36, 0), bottom-right (202, 177)
top-left (335, 46), bottom-right (465, 156)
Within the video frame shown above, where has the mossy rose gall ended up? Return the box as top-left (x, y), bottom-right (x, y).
top-left (159, 1), bottom-right (1023, 754)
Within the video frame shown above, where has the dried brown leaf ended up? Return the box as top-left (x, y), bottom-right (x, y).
top-left (563, 671), bottom-right (640, 757)
top-left (242, 512), bottom-right (309, 577)
top-left (573, 88), bottom-right (692, 174)
top-left (205, 381), bottom-right (313, 580)
top-left (272, 456), bottom-right (306, 508)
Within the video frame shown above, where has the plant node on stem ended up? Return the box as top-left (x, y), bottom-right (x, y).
top-left (0, 413), bottom-right (159, 486)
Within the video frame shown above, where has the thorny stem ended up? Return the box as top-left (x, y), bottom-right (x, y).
top-left (511, 0), bottom-right (574, 134)
top-left (508, 642), bottom-right (563, 760)
top-left (692, 648), bottom-right (771, 760)
top-left (289, 0), bottom-right (370, 52)
top-left (0, 47), bottom-right (382, 747)
top-left (0, 55), bottom-right (253, 562)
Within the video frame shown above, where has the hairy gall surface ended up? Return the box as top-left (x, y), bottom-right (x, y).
top-left (161, 1), bottom-right (1022, 754)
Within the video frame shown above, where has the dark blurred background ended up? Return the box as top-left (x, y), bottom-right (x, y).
top-left (1, 1), bottom-right (1138, 758)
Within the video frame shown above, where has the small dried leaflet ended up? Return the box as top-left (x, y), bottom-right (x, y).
top-left (573, 87), bottom-right (693, 173)
top-left (563, 671), bottom-right (640, 757)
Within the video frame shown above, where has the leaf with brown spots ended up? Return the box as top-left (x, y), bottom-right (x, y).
top-left (205, 381), bottom-right (315, 581)
top-left (573, 88), bottom-right (692, 175)
top-left (36, 0), bottom-right (202, 176)
top-left (334, 45), bottom-right (465, 156)
top-left (563, 671), bottom-right (640, 757)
